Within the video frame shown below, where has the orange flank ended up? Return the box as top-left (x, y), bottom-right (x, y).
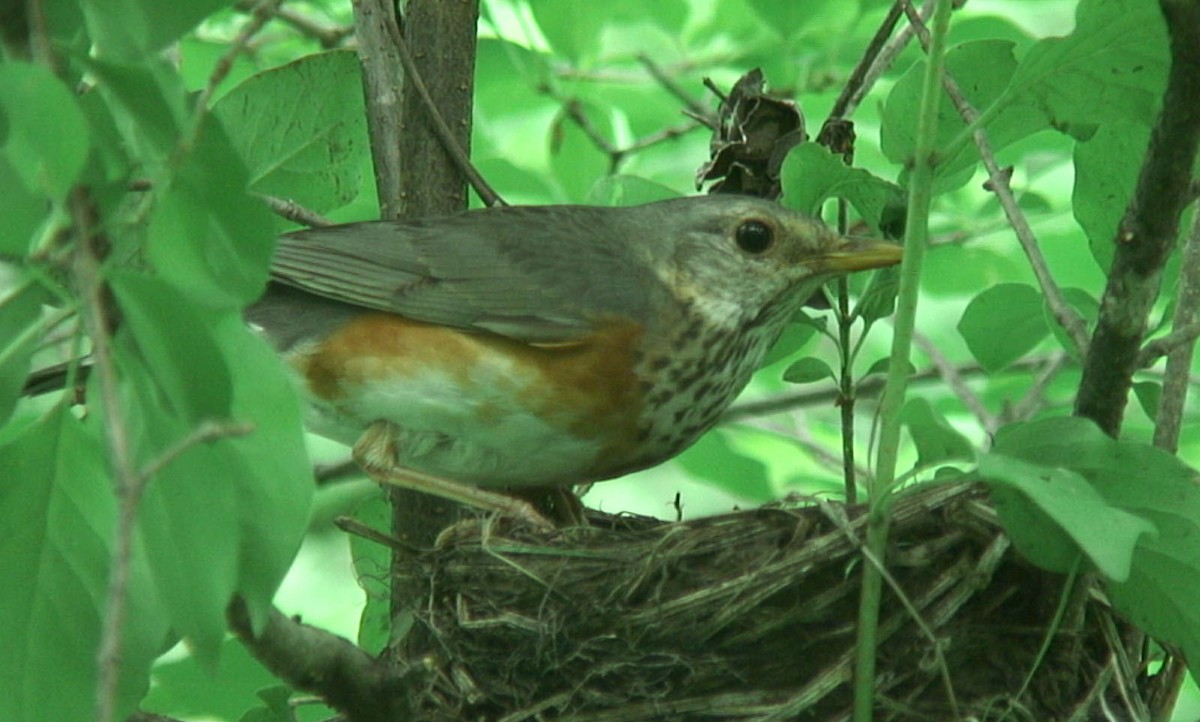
top-left (293, 312), bottom-right (648, 478)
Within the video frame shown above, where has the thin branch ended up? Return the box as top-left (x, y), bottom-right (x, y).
top-left (911, 329), bottom-right (995, 432)
top-left (1139, 320), bottom-right (1200, 368)
top-left (196, 0), bottom-right (283, 115)
top-left (69, 188), bottom-right (137, 722)
top-left (335, 515), bottom-right (423, 554)
top-left (563, 98), bottom-right (619, 156)
top-left (620, 121), bottom-right (703, 158)
top-left (827, 0), bottom-right (906, 120)
top-left (723, 356), bottom-right (1057, 424)
top-left (227, 598), bottom-right (405, 722)
top-left (636, 53), bottom-right (712, 121)
top-left (384, 10), bottom-right (505, 207)
top-left (136, 421), bottom-right (255, 484)
top-left (842, 0), bottom-right (937, 117)
top-left (560, 98), bottom-right (701, 173)
top-left (1003, 351), bottom-right (1071, 425)
top-left (255, 193), bottom-right (335, 227)
top-left (1075, 0), bottom-right (1200, 435)
top-left (902, 1), bottom-right (1092, 357)
top-left (1153, 206), bottom-right (1200, 451)
top-left (857, 2), bottom-right (953, 719)
top-left (234, 0), bottom-right (353, 48)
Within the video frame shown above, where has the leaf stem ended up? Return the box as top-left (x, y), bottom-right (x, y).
top-left (853, 2), bottom-right (953, 720)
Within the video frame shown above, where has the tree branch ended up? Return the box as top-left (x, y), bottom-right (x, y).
top-left (69, 187), bottom-right (140, 722)
top-left (1152, 208), bottom-right (1200, 451)
top-left (1075, 0), bottom-right (1200, 435)
top-left (228, 598), bottom-right (404, 722)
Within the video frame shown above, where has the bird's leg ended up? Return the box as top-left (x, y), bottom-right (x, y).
top-left (351, 420), bottom-right (555, 531)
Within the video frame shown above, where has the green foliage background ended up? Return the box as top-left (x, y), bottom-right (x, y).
top-left (1, 0), bottom-right (1198, 720)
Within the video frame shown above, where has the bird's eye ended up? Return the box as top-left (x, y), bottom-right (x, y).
top-left (735, 219), bottom-right (774, 254)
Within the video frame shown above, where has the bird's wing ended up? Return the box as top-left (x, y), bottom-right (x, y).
top-left (268, 205), bottom-right (666, 343)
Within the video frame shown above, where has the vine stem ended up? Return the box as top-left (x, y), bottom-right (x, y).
top-left (852, 1), bottom-right (953, 720)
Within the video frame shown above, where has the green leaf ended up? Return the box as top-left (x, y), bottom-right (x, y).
top-left (83, 0), bottom-right (231, 59)
top-left (87, 57), bottom-right (188, 154)
top-left (781, 142), bottom-right (906, 235)
top-left (745, 0), bottom-right (856, 41)
top-left (1044, 287), bottom-right (1099, 361)
top-left (219, 319), bottom-right (312, 627)
top-left (900, 398), bottom-right (975, 467)
top-left (979, 450), bottom-right (1152, 580)
top-left (782, 356), bottom-right (836, 385)
top-left (121, 355), bottom-right (241, 664)
top-left (676, 429), bottom-right (773, 503)
top-left (957, 283), bottom-right (1049, 372)
top-left (0, 62), bottom-right (89, 198)
top-left (0, 156), bottom-right (45, 256)
top-left (109, 270), bottom-right (234, 421)
top-left (1073, 123), bottom-right (1148, 271)
top-left (239, 686), bottom-right (296, 722)
top-left (548, 101), bottom-right (613, 203)
top-left (860, 356), bottom-right (917, 381)
top-left (350, 492), bottom-right (393, 656)
top-left (1007, 0), bottom-right (1167, 131)
top-left (528, 1), bottom-right (616, 65)
top-left (587, 175), bottom-right (681, 206)
top-left (142, 639), bottom-right (290, 722)
top-left (881, 40), bottom-right (1048, 189)
top-left (146, 114), bottom-right (276, 308)
top-left (854, 266), bottom-right (900, 325)
top-left (214, 50), bottom-right (368, 213)
top-left (0, 409), bottom-right (168, 722)
top-left (761, 321), bottom-right (819, 368)
top-left (1131, 381), bottom-right (1161, 420)
top-left (982, 416), bottom-right (1200, 675)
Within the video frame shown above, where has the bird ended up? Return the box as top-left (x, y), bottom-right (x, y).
top-left (245, 194), bottom-right (902, 525)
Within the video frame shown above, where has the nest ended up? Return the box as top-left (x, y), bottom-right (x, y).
top-left (400, 483), bottom-right (1126, 721)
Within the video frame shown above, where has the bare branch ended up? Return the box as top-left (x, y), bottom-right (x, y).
top-left (196, 0), bottom-right (283, 115)
top-left (637, 53), bottom-right (712, 121)
top-left (1003, 352), bottom-right (1072, 425)
top-left (136, 421), bottom-right (255, 484)
top-left (827, 0), bottom-right (907, 120)
top-left (234, 0), bottom-right (353, 48)
top-left (255, 193), bottom-right (335, 227)
top-left (723, 357), bottom-right (1056, 424)
top-left (228, 598), bottom-right (405, 722)
top-left (69, 187), bottom-right (138, 722)
top-left (1139, 320), bottom-right (1200, 368)
top-left (1152, 208), bottom-right (1200, 451)
top-left (911, 329), bottom-right (995, 432)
